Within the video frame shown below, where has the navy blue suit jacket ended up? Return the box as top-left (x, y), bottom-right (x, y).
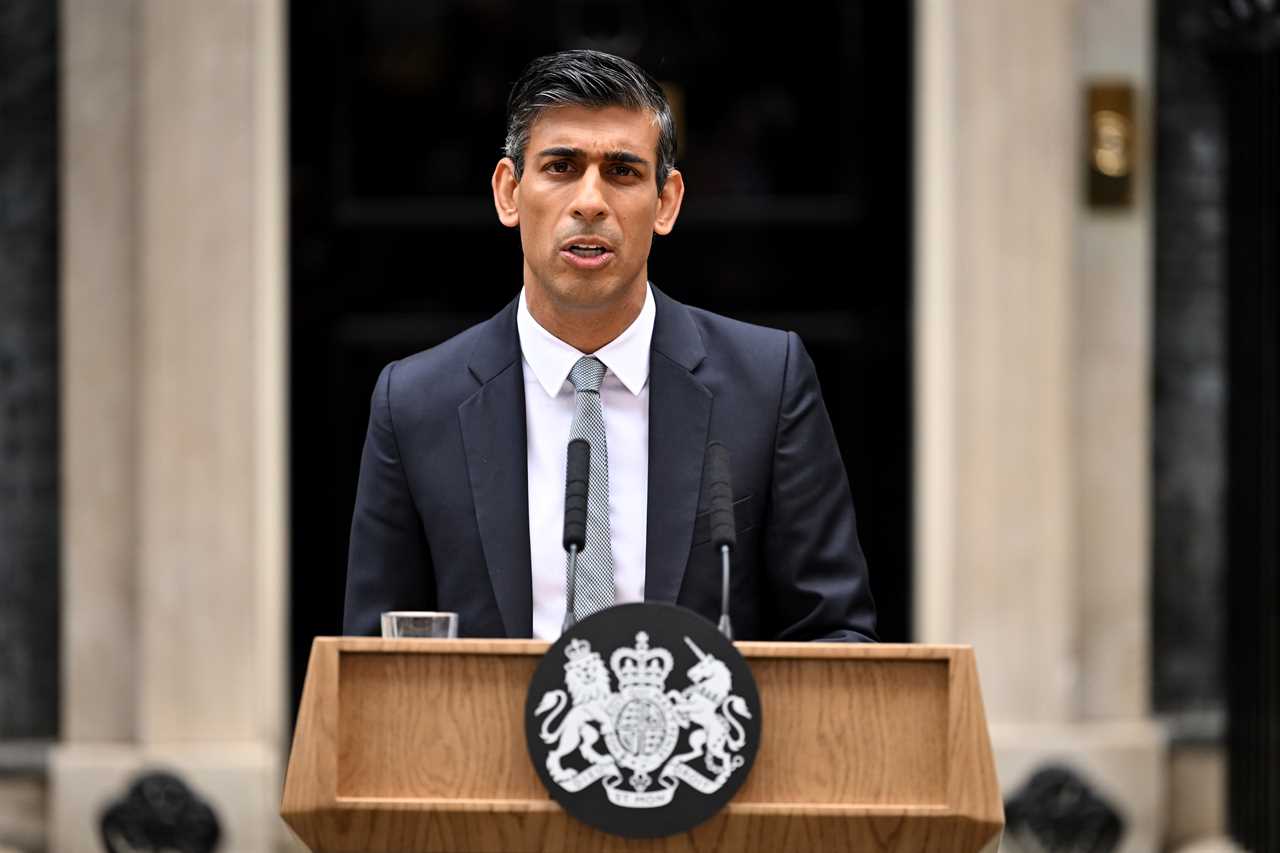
top-left (343, 285), bottom-right (877, 641)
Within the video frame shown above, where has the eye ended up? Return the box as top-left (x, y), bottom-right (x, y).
top-left (608, 164), bottom-right (640, 177)
top-left (544, 160), bottom-right (573, 174)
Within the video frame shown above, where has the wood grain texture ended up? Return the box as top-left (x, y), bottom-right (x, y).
top-left (281, 639), bottom-right (341, 842)
top-left (338, 650), bottom-right (544, 799)
top-left (282, 639), bottom-right (1003, 852)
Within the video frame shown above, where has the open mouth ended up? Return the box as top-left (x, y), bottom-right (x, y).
top-left (560, 243), bottom-right (615, 269)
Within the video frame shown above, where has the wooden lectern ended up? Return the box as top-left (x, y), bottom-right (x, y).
top-left (282, 639), bottom-right (1003, 852)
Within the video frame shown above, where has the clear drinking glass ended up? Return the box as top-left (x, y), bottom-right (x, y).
top-left (379, 611), bottom-right (459, 639)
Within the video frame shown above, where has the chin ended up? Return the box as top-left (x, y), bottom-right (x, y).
top-left (549, 273), bottom-right (631, 309)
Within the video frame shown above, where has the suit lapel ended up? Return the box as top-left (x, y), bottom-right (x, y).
top-left (645, 287), bottom-right (712, 604)
top-left (459, 299), bottom-right (534, 638)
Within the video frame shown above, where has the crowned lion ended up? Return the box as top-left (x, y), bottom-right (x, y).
top-left (534, 639), bottom-right (617, 782)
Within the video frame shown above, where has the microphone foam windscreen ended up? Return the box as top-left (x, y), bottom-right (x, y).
top-left (563, 438), bottom-right (591, 550)
top-left (705, 441), bottom-right (736, 551)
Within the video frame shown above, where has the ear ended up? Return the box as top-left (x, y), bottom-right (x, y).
top-left (653, 168), bottom-right (685, 236)
top-left (492, 157), bottom-right (520, 228)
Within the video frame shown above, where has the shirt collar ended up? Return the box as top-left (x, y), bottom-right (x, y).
top-left (516, 282), bottom-right (655, 399)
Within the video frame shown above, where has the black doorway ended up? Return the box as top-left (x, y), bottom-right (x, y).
top-left (288, 1), bottom-right (914, 710)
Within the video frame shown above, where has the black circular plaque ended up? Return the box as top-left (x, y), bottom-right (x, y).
top-left (524, 602), bottom-right (762, 838)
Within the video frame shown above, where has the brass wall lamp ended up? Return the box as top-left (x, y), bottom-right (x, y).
top-left (1086, 81), bottom-right (1136, 208)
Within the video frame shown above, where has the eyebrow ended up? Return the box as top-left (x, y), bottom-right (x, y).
top-left (535, 146), bottom-right (650, 167)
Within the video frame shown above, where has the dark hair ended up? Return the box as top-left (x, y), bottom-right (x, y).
top-left (503, 49), bottom-right (677, 192)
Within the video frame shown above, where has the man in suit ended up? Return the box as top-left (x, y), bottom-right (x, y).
top-left (343, 49), bottom-right (876, 642)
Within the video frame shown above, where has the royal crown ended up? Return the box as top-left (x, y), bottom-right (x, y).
top-left (565, 637), bottom-right (593, 661)
top-left (610, 631), bottom-right (674, 689)
top-left (563, 637), bottom-right (604, 674)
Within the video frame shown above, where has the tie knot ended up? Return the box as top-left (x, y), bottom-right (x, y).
top-left (569, 356), bottom-right (606, 393)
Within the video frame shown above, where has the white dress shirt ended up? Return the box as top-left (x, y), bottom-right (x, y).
top-left (517, 283), bottom-right (654, 641)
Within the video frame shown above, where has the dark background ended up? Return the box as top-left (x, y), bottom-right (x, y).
top-left (0, 0), bottom-right (1270, 845)
top-left (0, 0), bottom-right (58, 741)
top-left (288, 0), bottom-right (915, 709)
top-left (1154, 2), bottom-right (1280, 844)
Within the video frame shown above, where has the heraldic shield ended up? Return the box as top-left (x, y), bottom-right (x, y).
top-left (525, 602), bottom-right (762, 839)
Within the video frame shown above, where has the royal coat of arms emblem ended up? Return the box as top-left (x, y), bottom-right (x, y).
top-left (532, 630), bottom-right (754, 808)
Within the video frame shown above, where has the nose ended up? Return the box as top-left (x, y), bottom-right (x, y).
top-left (571, 166), bottom-right (609, 221)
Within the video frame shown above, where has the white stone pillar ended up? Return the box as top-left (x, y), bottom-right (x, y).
top-left (916, 0), bottom-right (1080, 720)
top-left (53, 1), bottom-right (287, 850)
top-left (1075, 0), bottom-right (1153, 727)
top-left (915, 0), bottom-right (1165, 849)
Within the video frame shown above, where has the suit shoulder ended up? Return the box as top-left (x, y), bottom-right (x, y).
top-left (392, 322), bottom-right (481, 377)
top-left (381, 305), bottom-right (515, 403)
top-left (684, 304), bottom-right (791, 362)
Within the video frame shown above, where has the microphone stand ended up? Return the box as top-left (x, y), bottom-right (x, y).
top-left (719, 544), bottom-right (733, 640)
top-left (562, 544), bottom-right (580, 634)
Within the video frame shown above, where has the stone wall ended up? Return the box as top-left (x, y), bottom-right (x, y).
top-left (52, 2), bottom-right (287, 850)
top-left (916, 1), bottom-right (1168, 849)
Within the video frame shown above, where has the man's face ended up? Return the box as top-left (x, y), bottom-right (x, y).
top-left (492, 104), bottom-right (683, 316)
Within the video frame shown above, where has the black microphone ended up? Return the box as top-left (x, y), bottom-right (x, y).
top-left (562, 438), bottom-right (591, 632)
top-left (704, 441), bottom-right (736, 639)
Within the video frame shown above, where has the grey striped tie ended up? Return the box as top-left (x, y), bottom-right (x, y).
top-left (566, 356), bottom-right (615, 620)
